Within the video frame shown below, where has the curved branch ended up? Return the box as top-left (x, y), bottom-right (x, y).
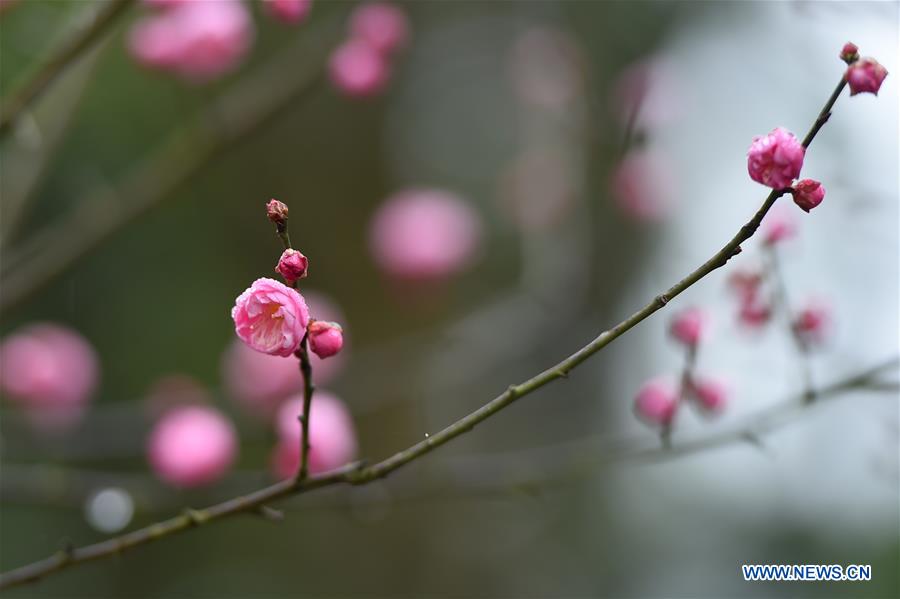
top-left (0, 0), bottom-right (136, 135)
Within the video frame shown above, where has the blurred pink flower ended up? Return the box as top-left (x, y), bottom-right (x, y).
top-left (611, 57), bottom-right (680, 131)
top-left (728, 269), bottom-right (764, 302)
top-left (369, 189), bottom-right (482, 282)
top-left (690, 376), bottom-right (728, 413)
top-left (329, 38), bottom-right (389, 97)
top-left (669, 307), bottom-right (707, 348)
top-left (791, 179), bottom-right (825, 213)
top-left (275, 248), bottom-right (309, 285)
top-left (129, 0), bottom-right (254, 83)
top-left (262, 0), bottom-right (311, 24)
top-left (147, 405), bottom-right (237, 488)
top-left (761, 205), bottom-right (796, 246)
top-left (271, 391), bottom-right (357, 478)
top-left (793, 299), bottom-right (831, 346)
top-left (846, 57), bottom-right (888, 96)
top-left (348, 2), bottom-right (408, 55)
top-left (611, 149), bottom-right (675, 222)
top-left (634, 377), bottom-right (677, 427)
top-left (232, 277), bottom-right (310, 357)
top-left (747, 127), bottom-right (805, 189)
top-left (0, 324), bottom-right (99, 428)
top-left (738, 298), bottom-right (772, 329)
top-left (308, 321), bottom-right (343, 359)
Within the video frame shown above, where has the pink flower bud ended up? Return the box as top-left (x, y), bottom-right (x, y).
top-left (728, 269), bottom-right (764, 301)
top-left (147, 406), bottom-right (237, 488)
top-left (760, 206), bottom-right (796, 246)
top-left (634, 378), bottom-right (678, 427)
top-left (669, 307), bottom-right (707, 348)
top-left (738, 298), bottom-right (772, 329)
top-left (348, 2), bottom-right (409, 55)
top-left (839, 42), bottom-right (859, 64)
top-left (307, 320), bottom-right (344, 359)
top-left (846, 57), bottom-right (888, 96)
top-left (791, 179), bottom-right (825, 213)
top-left (792, 299), bottom-right (831, 346)
top-left (266, 198), bottom-right (289, 224)
top-left (263, 0), bottom-right (311, 24)
top-left (690, 376), bottom-right (728, 413)
top-left (232, 278), bottom-right (310, 357)
top-left (275, 248), bottom-right (309, 284)
top-left (329, 38), bottom-right (390, 97)
top-left (129, 0), bottom-right (253, 84)
top-left (369, 189), bottom-right (482, 282)
top-left (611, 148), bottom-right (675, 222)
top-left (0, 324), bottom-right (99, 429)
top-left (271, 392), bottom-right (357, 478)
top-left (747, 127), bottom-right (805, 189)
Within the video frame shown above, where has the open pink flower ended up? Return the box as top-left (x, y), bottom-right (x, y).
top-left (329, 38), bottom-right (390, 97)
top-left (271, 391), bottom-right (357, 478)
top-left (348, 2), bottom-right (409, 55)
top-left (147, 405), bottom-right (237, 488)
top-left (747, 127), bottom-right (805, 189)
top-left (791, 179), bottom-right (825, 213)
top-left (307, 321), bottom-right (343, 359)
top-left (369, 189), bottom-right (482, 282)
top-left (263, 0), bottom-right (311, 24)
top-left (634, 378), bottom-right (678, 427)
top-left (0, 324), bottom-right (99, 428)
top-left (129, 0), bottom-right (253, 83)
top-left (846, 57), bottom-right (888, 96)
top-left (669, 307), bottom-right (707, 348)
top-left (232, 278), bottom-right (310, 357)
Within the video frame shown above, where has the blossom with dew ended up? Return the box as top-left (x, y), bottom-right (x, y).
top-left (369, 188), bottom-right (482, 282)
top-left (271, 391), bottom-right (357, 478)
top-left (329, 38), bottom-right (389, 97)
top-left (791, 179), bottom-right (825, 213)
top-left (307, 321), bottom-right (343, 359)
top-left (0, 324), bottom-right (99, 429)
top-left (611, 148), bottom-right (675, 222)
top-left (129, 0), bottom-right (253, 83)
top-left (634, 378), bottom-right (678, 427)
top-left (232, 278), bottom-right (310, 357)
top-left (147, 406), bottom-right (237, 488)
top-left (690, 376), bottom-right (728, 413)
top-left (846, 57), bottom-right (888, 96)
top-left (275, 248), bottom-right (309, 285)
top-left (793, 299), bottom-right (831, 346)
top-left (747, 127), bottom-right (805, 189)
top-left (669, 307), bottom-right (707, 348)
top-left (839, 42), bottom-right (859, 64)
top-left (262, 0), bottom-right (311, 24)
top-left (348, 2), bottom-right (408, 55)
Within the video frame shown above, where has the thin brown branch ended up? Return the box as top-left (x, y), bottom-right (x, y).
top-left (0, 73), bottom-right (856, 590)
top-left (0, 0), bottom-right (137, 135)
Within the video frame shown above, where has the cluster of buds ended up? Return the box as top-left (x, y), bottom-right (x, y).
top-left (634, 308), bottom-right (729, 431)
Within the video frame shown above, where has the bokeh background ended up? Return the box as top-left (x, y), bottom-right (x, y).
top-left (1, 1), bottom-right (898, 597)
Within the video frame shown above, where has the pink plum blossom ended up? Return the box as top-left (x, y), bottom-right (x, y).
top-left (348, 2), bottom-right (409, 55)
top-left (669, 307), bottom-right (707, 348)
top-left (275, 248), bottom-right (309, 285)
top-left (846, 57), bottom-right (888, 96)
top-left (262, 0), bottom-right (311, 24)
top-left (129, 0), bottom-right (254, 83)
top-left (747, 127), bottom-right (805, 189)
top-left (307, 321), bottom-right (343, 359)
top-left (634, 378), bottom-right (678, 427)
top-left (329, 38), bottom-right (389, 97)
top-left (611, 148), bottom-right (675, 222)
top-left (232, 277), bottom-right (310, 357)
top-left (0, 324), bottom-right (99, 429)
top-left (271, 391), bottom-right (357, 478)
top-left (369, 189), bottom-right (482, 282)
top-left (147, 405), bottom-right (237, 488)
top-left (738, 298), bottom-right (772, 329)
top-left (791, 179), bottom-right (825, 213)
top-left (793, 299), bottom-right (831, 346)
top-left (728, 269), bottom-right (764, 302)
top-left (690, 376), bottom-right (728, 413)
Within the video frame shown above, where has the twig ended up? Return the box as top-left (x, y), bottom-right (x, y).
top-left (0, 0), bottom-right (136, 135)
top-left (0, 72), bottom-right (854, 589)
